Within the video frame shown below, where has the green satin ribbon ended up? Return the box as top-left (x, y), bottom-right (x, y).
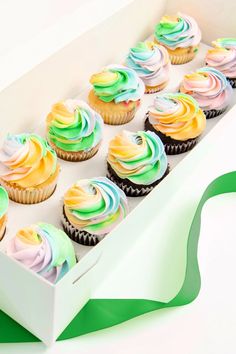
top-left (1, 171), bottom-right (236, 343)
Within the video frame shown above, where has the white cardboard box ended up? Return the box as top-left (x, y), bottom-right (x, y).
top-left (0, 0), bottom-right (236, 346)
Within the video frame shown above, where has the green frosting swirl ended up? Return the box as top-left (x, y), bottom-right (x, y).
top-left (0, 186), bottom-right (8, 218)
top-left (47, 100), bottom-right (103, 152)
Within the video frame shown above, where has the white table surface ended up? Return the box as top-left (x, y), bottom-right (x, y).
top-left (1, 192), bottom-right (236, 354)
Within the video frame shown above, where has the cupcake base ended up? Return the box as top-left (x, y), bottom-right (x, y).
top-left (107, 163), bottom-right (170, 197)
top-left (144, 117), bottom-right (198, 155)
top-left (168, 51), bottom-right (196, 65)
top-left (48, 140), bottom-right (101, 162)
top-left (227, 77), bottom-right (236, 89)
top-left (61, 207), bottom-right (105, 246)
top-left (145, 81), bottom-right (168, 94)
top-left (203, 107), bottom-right (227, 119)
top-left (0, 166), bottom-right (60, 204)
top-left (154, 39), bottom-right (198, 64)
top-left (88, 89), bottom-right (140, 125)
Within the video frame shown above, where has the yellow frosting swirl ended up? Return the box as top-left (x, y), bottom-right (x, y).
top-left (0, 134), bottom-right (58, 188)
top-left (148, 93), bottom-right (206, 141)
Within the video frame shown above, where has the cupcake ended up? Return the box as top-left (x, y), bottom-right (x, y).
top-left (0, 186), bottom-right (9, 241)
top-left (0, 134), bottom-right (60, 204)
top-left (154, 13), bottom-right (201, 64)
top-left (125, 41), bottom-right (171, 93)
top-left (206, 38), bottom-right (236, 88)
top-left (88, 64), bottom-right (145, 125)
top-left (46, 99), bottom-right (103, 161)
top-left (62, 177), bottom-right (128, 246)
top-left (6, 223), bottom-right (76, 283)
top-left (180, 67), bottom-right (233, 119)
top-left (107, 130), bottom-right (169, 196)
top-left (145, 93), bottom-right (206, 155)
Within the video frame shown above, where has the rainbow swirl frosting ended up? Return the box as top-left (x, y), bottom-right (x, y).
top-left (125, 41), bottom-right (170, 87)
top-left (64, 177), bottom-right (128, 236)
top-left (148, 93), bottom-right (206, 141)
top-left (47, 99), bottom-right (103, 152)
top-left (206, 39), bottom-right (236, 78)
top-left (0, 134), bottom-right (58, 188)
top-left (0, 186), bottom-right (8, 219)
top-left (180, 67), bottom-right (233, 111)
top-left (108, 131), bottom-right (168, 185)
top-left (212, 38), bottom-right (236, 49)
top-left (90, 64), bottom-right (145, 103)
top-left (0, 186), bottom-right (8, 235)
top-left (154, 13), bottom-right (201, 50)
top-left (6, 223), bottom-right (76, 283)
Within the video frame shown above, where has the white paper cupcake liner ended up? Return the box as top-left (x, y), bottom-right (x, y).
top-left (48, 141), bottom-right (101, 162)
top-left (145, 81), bottom-right (168, 94)
top-left (0, 173), bottom-right (59, 204)
top-left (169, 51), bottom-right (196, 65)
top-left (61, 207), bottom-right (105, 246)
top-left (89, 103), bottom-right (138, 125)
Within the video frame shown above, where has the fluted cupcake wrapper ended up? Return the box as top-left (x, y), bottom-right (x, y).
top-left (203, 107), bottom-right (227, 119)
top-left (48, 140), bottom-right (101, 162)
top-left (164, 139), bottom-right (197, 155)
top-left (145, 81), bottom-right (168, 94)
top-left (169, 51), bottom-right (196, 65)
top-left (153, 39), bottom-right (198, 65)
top-left (61, 207), bottom-right (105, 246)
top-left (144, 115), bottom-right (198, 155)
top-left (88, 102), bottom-right (138, 125)
top-left (107, 164), bottom-right (170, 197)
top-left (0, 214), bottom-right (7, 241)
top-left (0, 170), bottom-right (59, 204)
top-left (227, 77), bottom-right (236, 89)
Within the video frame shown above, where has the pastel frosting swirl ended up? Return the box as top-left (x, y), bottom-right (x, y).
top-left (206, 39), bottom-right (236, 78)
top-left (0, 186), bottom-right (8, 219)
top-left (154, 13), bottom-right (201, 50)
top-left (0, 186), bottom-right (9, 233)
top-left (126, 41), bottom-right (170, 87)
top-left (148, 93), bottom-right (206, 141)
top-left (64, 177), bottom-right (128, 236)
top-left (212, 38), bottom-right (236, 49)
top-left (6, 223), bottom-right (76, 283)
top-left (90, 64), bottom-right (145, 103)
top-left (180, 67), bottom-right (233, 111)
top-left (108, 130), bottom-right (168, 185)
top-left (47, 99), bottom-right (103, 152)
top-left (0, 134), bottom-right (58, 188)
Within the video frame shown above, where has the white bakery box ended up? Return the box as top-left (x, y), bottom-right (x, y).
top-left (0, 0), bottom-right (236, 346)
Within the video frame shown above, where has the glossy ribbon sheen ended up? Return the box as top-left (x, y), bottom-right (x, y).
top-left (0, 171), bottom-right (236, 342)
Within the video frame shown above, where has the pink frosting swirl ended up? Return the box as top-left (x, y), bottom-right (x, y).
top-left (206, 47), bottom-right (236, 78)
top-left (180, 67), bottom-right (232, 111)
top-left (7, 223), bottom-right (76, 283)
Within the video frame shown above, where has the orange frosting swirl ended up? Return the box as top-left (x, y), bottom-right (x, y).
top-left (148, 93), bottom-right (206, 141)
top-left (0, 134), bottom-right (58, 188)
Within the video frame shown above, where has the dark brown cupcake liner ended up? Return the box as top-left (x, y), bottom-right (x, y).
top-left (61, 207), bottom-right (105, 246)
top-left (144, 116), bottom-right (198, 155)
top-left (0, 227), bottom-right (6, 241)
top-left (203, 107), bottom-right (227, 119)
top-left (107, 163), bottom-right (170, 197)
top-left (227, 77), bottom-right (236, 89)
